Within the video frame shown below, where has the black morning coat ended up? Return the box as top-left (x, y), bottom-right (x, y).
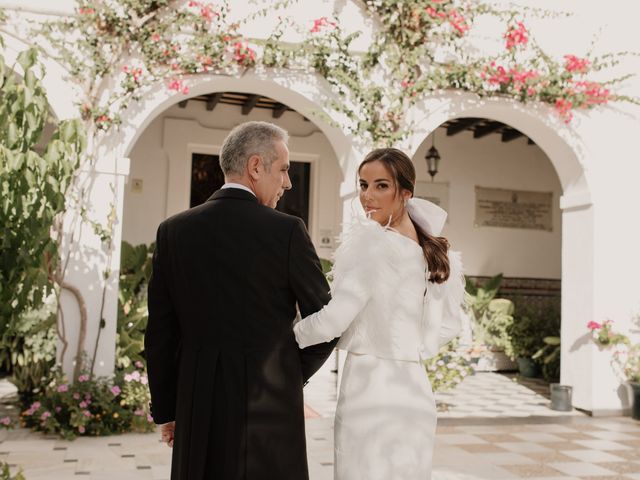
top-left (145, 188), bottom-right (337, 480)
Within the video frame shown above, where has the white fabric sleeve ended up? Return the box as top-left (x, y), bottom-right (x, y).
top-left (294, 275), bottom-right (370, 348)
top-left (293, 220), bottom-right (379, 349)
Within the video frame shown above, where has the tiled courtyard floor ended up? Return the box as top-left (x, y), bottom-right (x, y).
top-left (1, 363), bottom-right (639, 479)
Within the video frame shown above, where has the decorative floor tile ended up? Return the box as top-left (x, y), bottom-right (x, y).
top-left (501, 463), bottom-right (565, 478)
top-left (497, 442), bottom-right (554, 453)
top-left (547, 462), bottom-right (616, 476)
top-left (593, 461), bottom-right (640, 474)
top-left (571, 439), bottom-right (632, 451)
top-left (522, 451), bottom-right (581, 463)
top-left (560, 449), bottom-right (626, 463)
top-left (1, 372), bottom-right (639, 480)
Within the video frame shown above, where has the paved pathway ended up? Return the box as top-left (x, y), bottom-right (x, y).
top-left (1, 362), bottom-right (639, 479)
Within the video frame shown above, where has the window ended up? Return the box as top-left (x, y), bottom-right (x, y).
top-left (190, 154), bottom-right (311, 227)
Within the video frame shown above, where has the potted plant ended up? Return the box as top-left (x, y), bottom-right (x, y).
top-left (507, 314), bottom-right (541, 377)
top-left (508, 299), bottom-right (561, 379)
top-left (465, 274), bottom-right (517, 371)
top-left (587, 320), bottom-right (639, 419)
top-left (622, 344), bottom-right (640, 420)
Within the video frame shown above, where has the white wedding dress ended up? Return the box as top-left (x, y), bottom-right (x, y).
top-left (294, 199), bottom-right (465, 480)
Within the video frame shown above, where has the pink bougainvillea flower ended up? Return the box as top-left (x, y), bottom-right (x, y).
top-left (168, 78), bottom-right (189, 95)
top-left (448, 9), bottom-right (469, 35)
top-left (555, 98), bottom-right (573, 123)
top-left (310, 17), bottom-right (337, 33)
top-left (587, 320), bottom-right (602, 330)
top-left (0, 417), bottom-right (11, 426)
top-left (78, 374), bottom-right (89, 382)
top-left (79, 401), bottom-right (88, 409)
top-left (564, 55), bottom-right (590, 73)
top-left (78, 425), bottom-right (85, 433)
top-left (574, 81), bottom-right (611, 106)
top-left (233, 42), bottom-right (257, 66)
top-left (135, 361), bottom-right (144, 369)
top-left (111, 386), bottom-right (121, 396)
top-left (40, 411), bottom-right (51, 421)
top-left (504, 21), bottom-right (528, 51)
top-left (151, 33), bottom-right (161, 42)
top-left (57, 384), bottom-right (69, 393)
top-left (487, 65), bottom-right (510, 85)
top-left (200, 5), bottom-right (218, 22)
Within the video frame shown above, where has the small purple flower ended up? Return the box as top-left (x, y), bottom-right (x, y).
top-left (24, 401), bottom-right (42, 416)
top-left (110, 386), bottom-right (121, 396)
top-left (78, 374), bottom-right (89, 382)
top-left (135, 361), bottom-right (144, 369)
top-left (57, 384), bottom-right (69, 393)
top-left (40, 411), bottom-right (51, 421)
top-left (79, 401), bottom-right (88, 409)
top-left (146, 414), bottom-right (153, 423)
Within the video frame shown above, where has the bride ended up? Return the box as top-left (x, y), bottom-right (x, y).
top-left (294, 148), bottom-right (465, 480)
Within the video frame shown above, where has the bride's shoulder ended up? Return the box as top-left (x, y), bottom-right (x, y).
top-left (329, 218), bottom-right (389, 275)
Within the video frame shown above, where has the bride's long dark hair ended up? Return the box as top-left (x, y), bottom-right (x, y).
top-left (359, 148), bottom-right (451, 284)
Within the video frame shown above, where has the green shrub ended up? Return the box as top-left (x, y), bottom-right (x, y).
top-left (116, 241), bottom-right (154, 371)
top-left (465, 274), bottom-right (515, 357)
top-left (20, 363), bottom-right (153, 440)
top-left (0, 462), bottom-right (24, 480)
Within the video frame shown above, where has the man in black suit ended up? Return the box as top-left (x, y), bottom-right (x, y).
top-left (145, 121), bottom-right (337, 479)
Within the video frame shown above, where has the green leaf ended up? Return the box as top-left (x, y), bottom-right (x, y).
top-left (16, 48), bottom-right (38, 72)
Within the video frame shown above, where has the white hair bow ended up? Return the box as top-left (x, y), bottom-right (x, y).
top-left (407, 197), bottom-right (447, 236)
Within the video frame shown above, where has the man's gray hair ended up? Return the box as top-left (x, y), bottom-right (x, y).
top-left (220, 121), bottom-right (289, 177)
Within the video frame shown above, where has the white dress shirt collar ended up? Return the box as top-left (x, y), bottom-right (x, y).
top-left (221, 183), bottom-right (256, 197)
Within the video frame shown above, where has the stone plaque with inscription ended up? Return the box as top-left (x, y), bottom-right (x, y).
top-left (475, 186), bottom-right (553, 231)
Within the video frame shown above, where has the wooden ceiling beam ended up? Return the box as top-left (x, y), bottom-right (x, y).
top-left (473, 121), bottom-right (503, 138)
top-left (241, 94), bottom-right (260, 115)
top-left (272, 103), bottom-right (287, 119)
top-left (446, 118), bottom-right (482, 136)
top-left (501, 129), bottom-right (523, 142)
top-left (206, 93), bottom-right (222, 111)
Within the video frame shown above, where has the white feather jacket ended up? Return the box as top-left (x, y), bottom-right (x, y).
top-left (294, 217), bottom-right (465, 362)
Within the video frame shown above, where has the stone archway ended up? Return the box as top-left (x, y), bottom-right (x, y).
top-left (73, 69), bottom-right (365, 377)
top-left (400, 93), bottom-right (606, 412)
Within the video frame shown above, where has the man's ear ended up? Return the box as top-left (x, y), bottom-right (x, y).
top-left (247, 155), bottom-right (262, 181)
